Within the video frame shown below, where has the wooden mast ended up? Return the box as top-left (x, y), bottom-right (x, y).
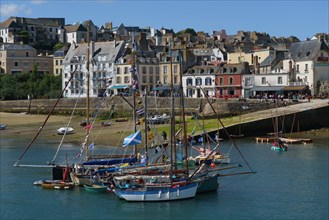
top-left (85, 24), bottom-right (90, 159)
top-left (169, 39), bottom-right (175, 183)
top-left (179, 50), bottom-right (189, 176)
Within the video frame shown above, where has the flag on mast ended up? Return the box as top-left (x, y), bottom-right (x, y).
top-left (122, 130), bottom-right (142, 147)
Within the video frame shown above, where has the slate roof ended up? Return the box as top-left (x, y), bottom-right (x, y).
top-left (289, 39), bottom-right (321, 61)
top-left (64, 24), bottom-right (87, 33)
top-left (0, 43), bottom-right (35, 51)
top-left (260, 54), bottom-right (275, 67)
top-left (64, 41), bottom-right (125, 64)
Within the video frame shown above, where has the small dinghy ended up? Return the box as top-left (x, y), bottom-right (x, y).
top-left (84, 184), bottom-right (108, 193)
top-left (57, 127), bottom-right (74, 135)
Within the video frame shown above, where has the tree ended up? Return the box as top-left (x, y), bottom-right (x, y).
top-left (176, 28), bottom-right (197, 37)
top-left (19, 31), bottom-right (29, 44)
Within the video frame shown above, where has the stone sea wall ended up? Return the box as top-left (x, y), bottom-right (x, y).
top-left (0, 96), bottom-right (289, 117)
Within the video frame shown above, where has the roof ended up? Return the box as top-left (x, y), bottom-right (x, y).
top-left (250, 86), bottom-right (284, 91)
top-left (289, 40), bottom-right (321, 61)
top-left (64, 24), bottom-right (87, 33)
top-left (64, 40), bottom-right (125, 64)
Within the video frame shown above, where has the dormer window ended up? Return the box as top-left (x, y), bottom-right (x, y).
top-left (306, 51), bottom-right (311, 57)
top-left (297, 52), bottom-right (302, 57)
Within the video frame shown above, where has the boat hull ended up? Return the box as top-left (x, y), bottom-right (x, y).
top-left (84, 184), bottom-right (108, 192)
top-left (114, 182), bottom-right (198, 202)
top-left (41, 182), bottom-right (74, 190)
top-left (195, 174), bottom-right (219, 193)
top-left (271, 146), bottom-right (287, 152)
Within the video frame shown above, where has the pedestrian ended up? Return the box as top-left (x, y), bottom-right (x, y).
top-left (161, 131), bottom-right (167, 140)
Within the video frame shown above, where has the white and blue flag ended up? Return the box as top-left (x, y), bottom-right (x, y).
top-left (123, 130), bottom-right (142, 147)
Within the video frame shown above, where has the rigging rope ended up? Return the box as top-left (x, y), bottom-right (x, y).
top-left (51, 86), bottom-right (83, 164)
top-left (14, 69), bottom-right (76, 167)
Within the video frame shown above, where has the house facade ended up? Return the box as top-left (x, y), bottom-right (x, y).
top-left (282, 39), bottom-right (329, 95)
top-left (0, 17), bottom-right (64, 46)
top-left (0, 43), bottom-right (53, 74)
top-left (182, 65), bottom-right (217, 98)
top-left (62, 41), bottom-right (125, 98)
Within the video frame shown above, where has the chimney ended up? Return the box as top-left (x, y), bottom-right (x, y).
top-left (289, 60), bottom-right (292, 73)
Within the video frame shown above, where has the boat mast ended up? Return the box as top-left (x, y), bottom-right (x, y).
top-left (179, 50), bottom-right (189, 177)
top-left (169, 39), bottom-right (175, 183)
top-left (131, 39), bottom-right (138, 157)
top-left (144, 90), bottom-right (148, 165)
top-left (85, 24), bottom-right (90, 159)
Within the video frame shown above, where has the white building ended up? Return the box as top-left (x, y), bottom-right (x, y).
top-left (182, 66), bottom-right (217, 98)
top-left (282, 39), bottom-right (329, 95)
top-left (62, 40), bottom-right (125, 98)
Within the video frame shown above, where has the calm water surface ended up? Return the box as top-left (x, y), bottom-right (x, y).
top-left (1, 137), bottom-right (328, 220)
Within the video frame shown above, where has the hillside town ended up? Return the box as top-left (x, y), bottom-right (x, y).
top-left (1, 16), bottom-right (329, 99)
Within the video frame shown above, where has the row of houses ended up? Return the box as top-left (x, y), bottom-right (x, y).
top-left (1, 17), bottom-right (329, 98)
top-left (61, 38), bottom-right (329, 98)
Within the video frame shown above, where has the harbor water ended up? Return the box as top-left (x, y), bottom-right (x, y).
top-left (1, 137), bottom-right (328, 220)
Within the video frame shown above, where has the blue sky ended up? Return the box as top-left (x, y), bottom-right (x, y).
top-left (1, 0), bottom-right (328, 40)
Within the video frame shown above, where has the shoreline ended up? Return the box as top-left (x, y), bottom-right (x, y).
top-left (1, 112), bottom-right (328, 147)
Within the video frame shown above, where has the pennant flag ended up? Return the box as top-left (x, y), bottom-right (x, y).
top-left (123, 130), bottom-right (142, 147)
top-left (88, 142), bottom-right (95, 150)
top-left (148, 132), bottom-right (154, 140)
top-left (84, 124), bottom-right (93, 130)
top-left (137, 108), bottom-right (144, 115)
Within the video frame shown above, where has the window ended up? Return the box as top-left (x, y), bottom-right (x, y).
top-left (26, 52), bottom-right (29, 57)
top-left (142, 66), bottom-right (146, 74)
top-left (174, 65), bottom-right (178, 74)
top-left (124, 76), bottom-right (129, 84)
top-left (229, 77), bottom-right (233, 85)
top-left (23, 61), bottom-right (28, 67)
top-left (196, 77), bottom-right (202, 86)
top-left (149, 66), bottom-right (153, 74)
top-left (163, 76), bottom-right (168, 84)
top-left (205, 77), bottom-right (212, 86)
top-left (296, 65), bottom-right (299, 72)
top-left (142, 76), bottom-right (147, 83)
top-left (124, 67), bottom-right (128, 74)
top-left (174, 76), bottom-right (178, 84)
top-left (163, 66), bottom-right (167, 74)
top-left (116, 77), bottom-right (121, 84)
top-left (261, 77), bottom-right (266, 85)
top-left (219, 78), bottom-right (224, 85)
top-left (117, 67), bottom-right (121, 74)
top-left (14, 61), bottom-right (18, 67)
top-left (278, 77), bottom-right (282, 84)
top-left (186, 78), bottom-right (193, 86)
top-left (305, 64), bottom-right (308, 72)
top-left (55, 60), bottom-right (58, 65)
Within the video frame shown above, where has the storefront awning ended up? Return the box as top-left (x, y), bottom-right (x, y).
top-left (109, 85), bottom-right (129, 90)
top-left (250, 86), bottom-right (284, 92)
top-left (283, 86), bottom-right (307, 91)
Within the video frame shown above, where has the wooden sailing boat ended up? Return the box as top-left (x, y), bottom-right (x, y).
top-left (271, 105), bottom-right (288, 152)
top-left (113, 41), bottom-right (198, 202)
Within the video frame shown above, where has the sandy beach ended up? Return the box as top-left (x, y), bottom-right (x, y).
top-left (0, 112), bottom-right (141, 147)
